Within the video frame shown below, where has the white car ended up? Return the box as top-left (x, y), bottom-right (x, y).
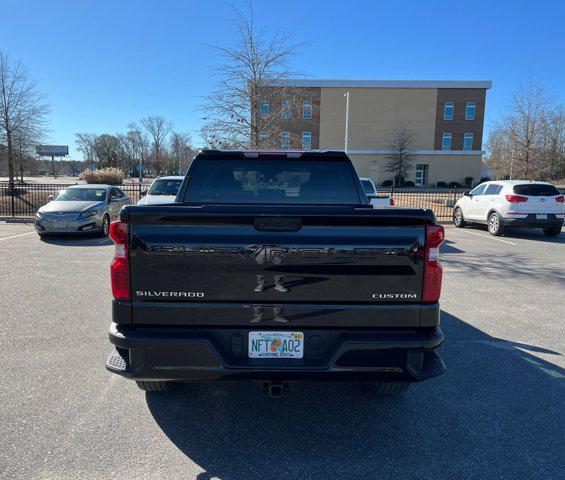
top-left (137, 176), bottom-right (184, 205)
top-left (359, 177), bottom-right (395, 207)
top-left (453, 180), bottom-right (564, 237)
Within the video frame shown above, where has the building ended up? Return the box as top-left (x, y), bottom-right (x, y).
top-left (256, 79), bottom-right (492, 186)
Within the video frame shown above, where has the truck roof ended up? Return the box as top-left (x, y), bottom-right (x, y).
top-left (197, 150), bottom-right (349, 160)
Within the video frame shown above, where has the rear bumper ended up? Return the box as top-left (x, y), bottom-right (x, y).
top-left (106, 322), bottom-right (445, 383)
top-left (501, 214), bottom-right (563, 229)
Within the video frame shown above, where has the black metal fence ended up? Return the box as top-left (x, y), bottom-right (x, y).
top-left (376, 187), bottom-right (470, 220)
top-left (1, 181), bottom-right (473, 220)
top-left (0, 182), bottom-right (146, 218)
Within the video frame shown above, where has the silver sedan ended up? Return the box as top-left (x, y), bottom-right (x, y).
top-left (35, 184), bottom-right (131, 237)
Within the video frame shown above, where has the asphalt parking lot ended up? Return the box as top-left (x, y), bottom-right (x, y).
top-left (0, 221), bottom-right (563, 480)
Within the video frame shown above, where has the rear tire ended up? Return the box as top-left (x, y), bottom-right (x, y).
top-left (488, 212), bottom-right (504, 236)
top-left (543, 226), bottom-right (562, 237)
top-left (135, 381), bottom-right (174, 392)
top-left (453, 207), bottom-right (467, 228)
top-left (365, 382), bottom-right (411, 395)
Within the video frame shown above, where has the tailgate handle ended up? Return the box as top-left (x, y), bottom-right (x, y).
top-left (254, 217), bottom-right (302, 232)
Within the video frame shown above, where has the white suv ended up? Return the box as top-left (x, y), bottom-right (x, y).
top-left (453, 180), bottom-right (564, 237)
top-left (137, 176), bottom-right (184, 206)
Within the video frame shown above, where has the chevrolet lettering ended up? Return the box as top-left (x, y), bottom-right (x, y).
top-left (372, 293), bottom-right (418, 300)
top-left (135, 291), bottom-right (204, 298)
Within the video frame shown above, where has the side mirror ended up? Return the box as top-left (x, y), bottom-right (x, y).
top-left (47, 195), bottom-right (55, 202)
top-left (140, 190), bottom-right (148, 197)
top-left (464, 192), bottom-right (472, 197)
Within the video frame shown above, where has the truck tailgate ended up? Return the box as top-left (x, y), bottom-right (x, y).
top-left (125, 206), bottom-right (430, 327)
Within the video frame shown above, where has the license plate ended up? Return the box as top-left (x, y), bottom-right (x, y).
top-left (53, 221), bottom-right (67, 229)
top-left (248, 331), bottom-right (304, 359)
top-left (536, 214), bottom-right (547, 220)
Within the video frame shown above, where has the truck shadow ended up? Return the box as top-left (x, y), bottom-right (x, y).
top-left (441, 239), bottom-right (465, 254)
top-left (146, 311), bottom-right (563, 479)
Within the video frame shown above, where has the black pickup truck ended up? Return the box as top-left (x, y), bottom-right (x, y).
top-left (106, 150), bottom-right (445, 396)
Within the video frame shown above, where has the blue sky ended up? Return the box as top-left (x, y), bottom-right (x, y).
top-left (2, 0), bottom-right (564, 160)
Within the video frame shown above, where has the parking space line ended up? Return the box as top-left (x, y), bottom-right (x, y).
top-left (461, 230), bottom-right (518, 245)
top-left (0, 231), bottom-right (35, 241)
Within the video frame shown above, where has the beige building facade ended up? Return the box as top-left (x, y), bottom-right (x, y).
top-left (258, 80), bottom-right (492, 186)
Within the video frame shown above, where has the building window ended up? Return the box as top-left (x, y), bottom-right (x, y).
top-left (464, 133), bottom-right (473, 150)
top-left (415, 165), bottom-right (428, 186)
top-left (281, 100), bottom-right (291, 120)
top-left (281, 131), bottom-right (290, 149)
top-left (260, 102), bottom-right (269, 116)
top-left (259, 131), bottom-right (268, 141)
top-left (444, 102), bottom-right (454, 120)
top-left (465, 102), bottom-right (475, 120)
top-left (442, 133), bottom-right (452, 150)
top-left (303, 100), bottom-right (312, 119)
top-left (302, 131), bottom-right (312, 150)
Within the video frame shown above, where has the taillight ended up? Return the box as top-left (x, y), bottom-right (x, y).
top-left (109, 221), bottom-right (130, 300)
top-left (505, 195), bottom-right (528, 203)
top-left (422, 225), bottom-right (444, 303)
top-left (389, 198), bottom-right (395, 206)
top-left (556, 196), bottom-right (564, 203)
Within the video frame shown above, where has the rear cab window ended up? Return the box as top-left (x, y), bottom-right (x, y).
top-left (184, 157), bottom-right (361, 205)
top-left (513, 184), bottom-right (560, 196)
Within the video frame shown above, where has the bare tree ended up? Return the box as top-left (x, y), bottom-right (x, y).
top-left (10, 113), bottom-right (47, 181)
top-left (0, 52), bottom-right (50, 184)
top-left (169, 132), bottom-right (193, 174)
top-left (385, 123), bottom-right (416, 186)
top-left (200, 125), bottom-right (218, 149)
top-left (75, 133), bottom-right (98, 167)
top-left (13, 127), bottom-right (38, 181)
top-left (538, 107), bottom-right (565, 180)
top-left (127, 122), bottom-right (150, 177)
top-left (202, 0), bottom-right (304, 149)
top-left (141, 115), bottom-right (172, 172)
top-left (116, 133), bottom-right (139, 174)
top-left (93, 134), bottom-right (120, 168)
top-left (487, 80), bottom-right (564, 180)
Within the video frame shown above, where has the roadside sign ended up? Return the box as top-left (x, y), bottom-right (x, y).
top-left (36, 145), bottom-right (69, 156)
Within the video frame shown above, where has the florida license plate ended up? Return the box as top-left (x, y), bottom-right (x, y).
top-left (53, 221), bottom-right (67, 229)
top-left (536, 214), bottom-right (547, 220)
top-left (248, 331), bottom-right (304, 359)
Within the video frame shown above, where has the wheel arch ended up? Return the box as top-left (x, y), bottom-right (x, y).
top-left (487, 208), bottom-right (502, 221)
